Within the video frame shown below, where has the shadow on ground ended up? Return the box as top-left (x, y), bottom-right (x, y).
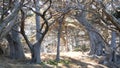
top-left (0, 53), bottom-right (108, 68)
top-left (55, 56), bottom-right (107, 68)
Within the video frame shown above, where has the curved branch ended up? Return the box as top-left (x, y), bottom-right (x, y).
top-left (20, 9), bottom-right (32, 50)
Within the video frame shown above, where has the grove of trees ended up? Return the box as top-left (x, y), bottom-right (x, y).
top-left (0, 0), bottom-right (120, 67)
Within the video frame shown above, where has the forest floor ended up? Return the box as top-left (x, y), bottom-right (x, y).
top-left (0, 52), bottom-right (109, 68)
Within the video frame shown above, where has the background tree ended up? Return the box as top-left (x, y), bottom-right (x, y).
top-left (56, 16), bottom-right (64, 62)
top-left (0, 0), bottom-right (120, 67)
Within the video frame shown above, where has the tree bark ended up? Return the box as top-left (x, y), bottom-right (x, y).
top-left (65, 26), bottom-right (69, 51)
top-left (31, 0), bottom-right (42, 63)
top-left (88, 31), bottom-right (104, 55)
top-left (56, 20), bottom-right (62, 62)
top-left (20, 0), bottom-right (51, 63)
top-left (109, 31), bottom-right (117, 62)
top-left (6, 34), bottom-right (15, 59)
top-left (31, 42), bottom-right (41, 63)
top-left (75, 12), bottom-right (104, 55)
top-left (0, 2), bottom-right (21, 39)
top-left (35, 0), bottom-right (41, 40)
top-left (6, 26), bottom-right (25, 59)
top-left (11, 25), bottom-right (25, 59)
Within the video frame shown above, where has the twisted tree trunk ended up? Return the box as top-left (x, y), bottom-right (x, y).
top-left (6, 29), bottom-right (25, 59)
top-left (75, 12), bottom-right (104, 55)
top-left (6, 24), bottom-right (25, 59)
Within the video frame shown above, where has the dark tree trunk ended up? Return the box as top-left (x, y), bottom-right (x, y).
top-left (6, 34), bottom-right (16, 59)
top-left (65, 26), bottom-right (69, 51)
top-left (56, 21), bottom-right (62, 62)
top-left (11, 26), bottom-right (25, 59)
top-left (0, 47), bottom-right (3, 55)
top-left (6, 25), bottom-right (25, 59)
top-left (109, 31), bottom-right (117, 62)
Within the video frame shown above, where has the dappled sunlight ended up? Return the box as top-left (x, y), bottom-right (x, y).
top-left (0, 52), bottom-right (108, 68)
top-left (0, 0), bottom-right (120, 68)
